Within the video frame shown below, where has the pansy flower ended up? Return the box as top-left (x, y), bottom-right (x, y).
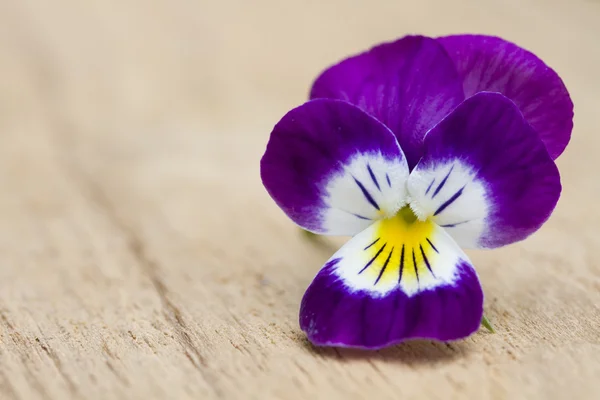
top-left (260, 35), bottom-right (573, 349)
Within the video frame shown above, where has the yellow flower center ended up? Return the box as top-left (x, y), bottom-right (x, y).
top-left (361, 206), bottom-right (438, 287)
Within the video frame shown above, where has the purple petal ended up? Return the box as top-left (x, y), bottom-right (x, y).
top-left (300, 217), bottom-right (483, 348)
top-left (408, 92), bottom-right (561, 249)
top-left (310, 36), bottom-right (465, 169)
top-left (261, 99), bottom-right (409, 236)
top-left (438, 34), bottom-right (573, 160)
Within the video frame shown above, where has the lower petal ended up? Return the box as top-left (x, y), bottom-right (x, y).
top-left (299, 211), bottom-right (483, 349)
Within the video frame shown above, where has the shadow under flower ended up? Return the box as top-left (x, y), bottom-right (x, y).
top-left (300, 336), bottom-right (468, 365)
top-left (299, 230), bottom-right (341, 254)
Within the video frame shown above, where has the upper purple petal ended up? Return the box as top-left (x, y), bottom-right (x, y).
top-left (438, 34), bottom-right (574, 160)
top-left (310, 35), bottom-right (465, 169)
top-left (260, 99), bottom-right (409, 236)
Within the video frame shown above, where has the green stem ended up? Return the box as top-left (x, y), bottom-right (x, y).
top-left (481, 315), bottom-right (495, 333)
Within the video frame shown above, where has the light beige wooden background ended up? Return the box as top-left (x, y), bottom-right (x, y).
top-left (0, 0), bottom-right (598, 399)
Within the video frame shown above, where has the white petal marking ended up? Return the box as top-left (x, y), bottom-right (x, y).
top-left (407, 160), bottom-right (489, 248)
top-left (327, 210), bottom-right (471, 297)
top-left (321, 152), bottom-right (409, 235)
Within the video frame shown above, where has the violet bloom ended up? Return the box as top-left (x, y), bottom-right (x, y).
top-left (260, 35), bottom-right (573, 349)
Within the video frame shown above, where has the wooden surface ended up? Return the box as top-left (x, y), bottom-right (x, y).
top-left (0, 0), bottom-right (598, 399)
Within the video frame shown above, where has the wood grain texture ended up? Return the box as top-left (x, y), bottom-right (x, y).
top-left (0, 0), bottom-right (598, 399)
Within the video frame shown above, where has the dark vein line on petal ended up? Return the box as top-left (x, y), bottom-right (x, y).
top-left (412, 247), bottom-right (419, 284)
top-left (425, 178), bottom-right (435, 195)
top-left (440, 220), bottom-right (470, 228)
top-left (386, 173), bottom-right (391, 188)
top-left (359, 243), bottom-right (387, 274)
top-left (337, 207), bottom-right (373, 221)
top-left (434, 186), bottom-right (465, 216)
top-left (375, 247), bottom-right (394, 285)
top-left (432, 165), bottom-right (454, 198)
top-left (426, 238), bottom-right (439, 253)
top-left (398, 244), bottom-right (405, 284)
top-left (353, 177), bottom-right (380, 210)
top-left (420, 244), bottom-right (435, 278)
top-left (364, 238), bottom-right (380, 250)
top-left (367, 164), bottom-right (380, 191)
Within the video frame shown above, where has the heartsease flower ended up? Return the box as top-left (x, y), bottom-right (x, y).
top-left (260, 35), bottom-right (573, 349)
